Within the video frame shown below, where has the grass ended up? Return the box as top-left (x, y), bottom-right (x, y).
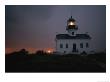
top-left (5, 51), bottom-right (106, 72)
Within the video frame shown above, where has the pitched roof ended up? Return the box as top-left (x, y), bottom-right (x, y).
top-left (56, 34), bottom-right (91, 40)
top-left (67, 16), bottom-right (75, 22)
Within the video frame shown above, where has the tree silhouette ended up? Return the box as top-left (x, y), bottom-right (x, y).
top-left (35, 50), bottom-right (45, 55)
top-left (18, 48), bottom-right (28, 55)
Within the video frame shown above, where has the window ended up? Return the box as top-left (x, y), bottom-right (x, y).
top-left (60, 44), bottom-right (63, 48)
top-left (66, 43), bottom-right (68, 48)
top-left (80, 43), bottom-right (83, 48)
top-left (86, 43), bottom-right (89, 48)
top-left (72, 32), bottom-right (74, 35)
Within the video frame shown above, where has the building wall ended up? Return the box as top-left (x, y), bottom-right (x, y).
top-left (67, 29), bottom-right (77, 36)
top-left (56, 39), bottom-right (91, 54)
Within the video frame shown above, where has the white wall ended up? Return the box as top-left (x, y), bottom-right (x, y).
top-left (67, 29), bottom-right (78, 36)
top-left (56, 39), bottom-right (91, 54)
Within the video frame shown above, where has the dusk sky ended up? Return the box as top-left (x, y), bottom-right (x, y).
top-left (5, 5), bottom-right (106, 53)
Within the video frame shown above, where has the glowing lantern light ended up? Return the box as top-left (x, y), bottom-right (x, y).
top-left (69, 22), bottom-right (75, 25)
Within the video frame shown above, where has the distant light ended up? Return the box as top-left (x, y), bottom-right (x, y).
top-left (47, 50), bottom-right (51, 53)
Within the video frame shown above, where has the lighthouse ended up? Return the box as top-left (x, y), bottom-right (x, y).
top-left (66, 16), bottom-right (78, 36)
top-left (55, 16), bottom-right (92, 54)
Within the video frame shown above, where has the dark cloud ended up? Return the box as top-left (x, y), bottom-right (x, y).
top-left (6, 5), bottom-right (54, 48)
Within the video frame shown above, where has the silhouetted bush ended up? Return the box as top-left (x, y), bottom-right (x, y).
top-left (35, 50), bottom-right (45, 55)
top-left (19, 49), bottom-right (28, 55)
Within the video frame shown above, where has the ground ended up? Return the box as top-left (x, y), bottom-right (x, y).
top-left (5, 50), bottom-right (106, 72)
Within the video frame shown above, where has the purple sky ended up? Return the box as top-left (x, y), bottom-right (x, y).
top-left (5, 5), bottom-right (106, 53)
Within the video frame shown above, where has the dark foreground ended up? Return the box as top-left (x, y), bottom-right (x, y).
top-left (5, 50), bottom-right (106, 73)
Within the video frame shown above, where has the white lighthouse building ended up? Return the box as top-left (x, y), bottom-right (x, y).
top-left (55, 16), bottom-right (92, 54)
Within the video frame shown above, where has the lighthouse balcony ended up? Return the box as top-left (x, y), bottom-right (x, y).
top-left (66, 25), bottom-right (78, 30)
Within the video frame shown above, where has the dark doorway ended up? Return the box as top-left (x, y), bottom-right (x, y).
top-left (72, 43), bottom-right (76, 52)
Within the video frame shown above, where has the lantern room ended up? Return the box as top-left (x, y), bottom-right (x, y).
top-left (66, 16), bottom-right (78, 30)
